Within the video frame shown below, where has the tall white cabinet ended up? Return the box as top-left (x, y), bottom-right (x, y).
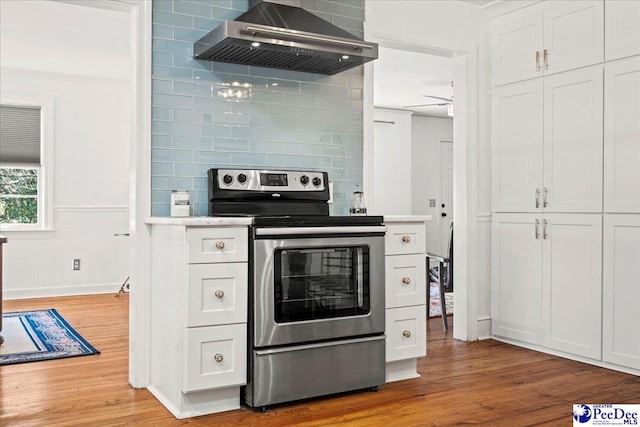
top-left (492, 66), bottom-right (603, 213)
top-left (491, 0), bottom-right (640, 374)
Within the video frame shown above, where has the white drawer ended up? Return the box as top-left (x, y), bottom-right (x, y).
top-left (183, 323), bottom-right (247, 393)
top-left (186, 263), bottom-right (248, 327)
top-left (385, 223), bottom-right (426, 255)
top-left (385, 254), bottom-right (427, 309)
top-left (187, 227), bottom-right (248, 264)
top-left (385, 305), bottom-right (426, 362)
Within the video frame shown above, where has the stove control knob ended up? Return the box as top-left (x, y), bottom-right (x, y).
top-left (223, 174), bottom-right (233, 185)
top-left (237, 173), bottom-right (247, 184)
top-left (300, 175), bottom-right (309, 185)
top-left (312, 177), bottom-right (322, 186)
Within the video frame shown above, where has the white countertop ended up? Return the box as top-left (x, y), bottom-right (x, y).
top-left (383, 215), bottom-right (432, 223)
top-left (145, 216), bottom-right (253, 226)
top-left (146, 215), bottom-right (431, 226)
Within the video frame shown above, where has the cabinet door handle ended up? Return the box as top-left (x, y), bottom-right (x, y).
top-left (535, 188), bottom-right (540, 209)
top-left (402, 330), bottom-right (412, 338)
top-left (543, 219), bottom-right (548, 240)
top-left (214, 353), bottom-right (224, 363)
top-left (215, 241), bottom-right (225, 250)
top-left (214, 290), bottom-right (225, 299)
top-left (543, 49), bottom-right (549, 70)
top-left (535, 219), bottom-right (540, 240)
top-left (536, 50), bottom-right (541, 71)
top-left (401, 235), bottom-right (411, 243)
top-left (401, 277), bottom-right (411, 285)
top-left (543, 187), bottom-right (548, 208)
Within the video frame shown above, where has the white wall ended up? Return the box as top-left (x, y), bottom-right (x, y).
top-left (412, 116), bottom-right (453, 253)
top-left (0, 1), bottom-right (131, 298)
top-left (366, 0), bottom-right (492, 339)
top-left (371, 108), bottom-right (413, 215)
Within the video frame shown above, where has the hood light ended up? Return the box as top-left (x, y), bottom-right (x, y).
top-left (251, 42), bottom-right (261, 48)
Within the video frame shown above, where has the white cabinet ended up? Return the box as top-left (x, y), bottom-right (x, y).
top-left (604, 56), bottom-right (640, 213)
top-left (383, 218), bottom-right (428, 383)
top-left (605, 0), bottom-right (640, 61)
top-left (491, 213), bottom-right (543, 344)
top-left (602, 214), bottom-right (640, 370)
top-left (148, 224), bottom-right (248, 419)
top-left (492, 1), bottom-right (604, 86)
top-left (492, 66), bottom-right (603, 213)
top-left (491, 213), bottom-right (602, 359)
top-left (542, 214), bottom-right (602, 359)
top-left (492, 80), bottom-right (543, 212)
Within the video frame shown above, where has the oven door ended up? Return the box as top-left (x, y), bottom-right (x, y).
top-left (252, 226), bottom-right (385, 348)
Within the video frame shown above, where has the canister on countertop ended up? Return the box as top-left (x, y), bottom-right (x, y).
top-left (170, 190), bottom-right (190, 217)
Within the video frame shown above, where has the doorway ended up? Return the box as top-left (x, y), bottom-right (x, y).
top-left (363, 33), bottom-right (476, 341)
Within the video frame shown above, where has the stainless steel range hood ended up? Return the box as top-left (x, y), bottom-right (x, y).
top-left (194, 0), bottom-right (378, 75)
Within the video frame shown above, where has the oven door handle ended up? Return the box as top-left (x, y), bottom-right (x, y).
top-left (254, 335), bottom-right (385, 355)
top-left (255, 226), bottom-right (386, 236)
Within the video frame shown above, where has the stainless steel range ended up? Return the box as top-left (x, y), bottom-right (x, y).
top-left (208, 168), bottom-right (386, 410)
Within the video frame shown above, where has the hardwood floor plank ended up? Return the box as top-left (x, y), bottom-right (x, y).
top-left (1, 294), bottom-right (638, 426)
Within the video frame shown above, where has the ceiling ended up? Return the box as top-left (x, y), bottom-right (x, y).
top-left (373, 46), bottom-right (455, 118)
top-left (372, 0), bottom-right (495, 118)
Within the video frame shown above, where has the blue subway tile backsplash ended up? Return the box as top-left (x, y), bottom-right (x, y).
top-left (151, 0), bottom-right (365, 216)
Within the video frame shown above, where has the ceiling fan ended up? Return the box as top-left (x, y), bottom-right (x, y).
top-left (404, 95), bottom-right (454, 117)
top-left (403, 95), bottom-right (453, 109)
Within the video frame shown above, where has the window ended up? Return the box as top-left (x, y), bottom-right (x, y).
top-left (0, 96), bottom-right (53, 231)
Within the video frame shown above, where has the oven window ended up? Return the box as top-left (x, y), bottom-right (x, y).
top-left (274, 246), bottom-right (370, 323)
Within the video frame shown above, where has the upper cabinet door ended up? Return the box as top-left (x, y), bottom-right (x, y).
top-left (491, 6), bottom-right (544, 87)
top-left (492, 80), bottom-right (544, 212)
top-left (543, 65), bottom-right (604, 213)
top-left (604, 56), bottom-right (640, 213)
top-left (605, 0), bottom-right (640, 61)
top-left (543, 1), bottom-right (604, 77)
top-left (491, 1), bottom-right (604, 87)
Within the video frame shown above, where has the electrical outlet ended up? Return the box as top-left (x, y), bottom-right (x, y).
top-left (73, 259), bottom-right (81, 270)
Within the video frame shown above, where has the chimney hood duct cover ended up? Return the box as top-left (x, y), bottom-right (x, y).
top-left (194, 0), bottom-right (378, 75)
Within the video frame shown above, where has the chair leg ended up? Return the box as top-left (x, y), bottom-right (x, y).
top-left (438, 261), bottom-right (448, 330)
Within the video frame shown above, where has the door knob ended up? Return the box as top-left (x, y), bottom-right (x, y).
top-left (441, 213), bottom-right (447, 217)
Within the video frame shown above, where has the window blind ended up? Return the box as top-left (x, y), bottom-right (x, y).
top-left (0, 105), bottom-right (42, 165)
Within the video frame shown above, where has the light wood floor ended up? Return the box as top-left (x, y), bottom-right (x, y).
top-left (1, 294), bottom-right (638, 426)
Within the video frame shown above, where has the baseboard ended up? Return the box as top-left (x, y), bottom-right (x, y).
top-left (4, 282), bottom-right (123, 300)
top-left (492, 336), bottom-right (640, 377)
top-left (476, 316), bottom-right (492, 340)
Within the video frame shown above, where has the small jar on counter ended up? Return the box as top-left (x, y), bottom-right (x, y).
top-left (350, 191), bottom-right (367, 216)
top-left (170, 190), bottom-right (190, 217)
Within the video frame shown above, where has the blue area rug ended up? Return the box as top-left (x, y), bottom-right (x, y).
top-left (0, 309), bottom-right (100, 365)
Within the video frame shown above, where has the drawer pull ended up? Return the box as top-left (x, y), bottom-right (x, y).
top-left (214, 290), bottom-right (225, 299)
top-left (402, 330), bottom-right (412, 338)
top-left (214, 353), bottom-right (224, 363)
top-left (401, 277), bottom-right (411, 285)
top-left (401, 235), bottom-right (411, 243)
top-left (215, 241), bottom-right (225, 250)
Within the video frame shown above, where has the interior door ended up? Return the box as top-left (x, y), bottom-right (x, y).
top-left (439, 141), bottom-right (453, 255)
